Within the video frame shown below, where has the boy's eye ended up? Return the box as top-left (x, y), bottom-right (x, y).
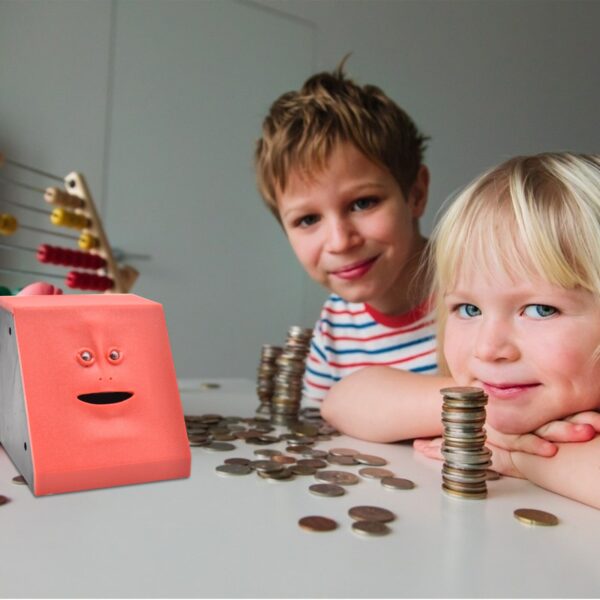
top-left (351, 196), bottom-right (379, 212)
top-left (457, 303), bottom-right (481, 318)
top-left (296, 214), bottom-right (320, 228)
top-left (523, 304), bottom-right (557, 319)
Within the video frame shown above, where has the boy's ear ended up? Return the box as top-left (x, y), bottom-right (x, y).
top-left (409, 165), bottom-right (429, 218)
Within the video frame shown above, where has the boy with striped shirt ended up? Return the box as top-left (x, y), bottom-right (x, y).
top-left (254, 61), bottom-right (452, 442)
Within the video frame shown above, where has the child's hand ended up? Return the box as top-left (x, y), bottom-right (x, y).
top-left (487, 411), bottom-right (600, 457)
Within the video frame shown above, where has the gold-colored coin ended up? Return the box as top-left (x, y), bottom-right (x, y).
top-left (298, 516), bottom-right (337, 532)
top-left (514, 508), bottom-right (559, 526)
top-left (351, 520), bottom-right (391, 537)
top-left (348, 505), bottom-right (395, 523)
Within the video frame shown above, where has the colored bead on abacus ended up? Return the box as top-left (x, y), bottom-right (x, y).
top-left (37, 244), bottom-right (106, 270)
top-left (78, 232), bottom-right (99, 251)
top-left (0, 213), bottom-right (18, 235)
top-left (44, 188), bottom-right (84, 210)
top-left (66, 271), bottom-right (113, 292)
top-left (50, 208), bottom-right (90, 230)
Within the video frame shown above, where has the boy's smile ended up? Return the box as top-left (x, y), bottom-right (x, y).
top-left (444, 262), bottom-right (600, 434)
top-left (277, 143), bottom-right (428, 315)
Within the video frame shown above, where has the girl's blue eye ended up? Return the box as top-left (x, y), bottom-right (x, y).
top-left (457, 303), bottom-right (481, 318)
top-left (523, 304), bottom-right (557, 318)
top-left (352, 196), bottom-right (378, 211)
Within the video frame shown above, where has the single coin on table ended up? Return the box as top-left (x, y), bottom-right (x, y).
top-left (298, 515), bottom-right (338, 532)
top-left (381, 477), bottom-right (415, 490)
top-left (351, 520), bottom-right (391, 537)
top-left (203, 442), bottom-right (236, 452)
top-left (291, 465), bottom-right (317, 476)
top-left (359, 467), bottom-right (394, 480)
top-left (355, 454), bottom-right (387, 466)
top-left (327, 455), bottom-right (358, 466)
top-left (348, 505), bottom-right (396, 523)
top-left (200, 382), bottom-right (221, 390)
top-left (224, 457), bottom-right (251, 466)
top-left (309, 483), bottom-right (346, 497)
top-left (315, 470), bottom-right (360, 486)
top-left (514, 508), bottom-right (559, 526)
top-left (215, 464), bottom-right (252, 476)
top-left (328, 448), bottom-right (359, 457)
top-left (0, 495), bottom-right (10, 506)
top-left (12, 475), bottom-right (27, 486)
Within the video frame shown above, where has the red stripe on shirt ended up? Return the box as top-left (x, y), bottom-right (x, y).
top-left (305, 378), bottom-right (331, 391)
top-left (322, 319), bottom-right (435, 342)
top-left (328, 347), bottom-right (436, 370)
top-left (323, 306), bottom-right (368, 317)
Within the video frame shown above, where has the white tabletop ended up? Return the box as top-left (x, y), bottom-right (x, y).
top-left (1, 378), bottom-right (598, 598)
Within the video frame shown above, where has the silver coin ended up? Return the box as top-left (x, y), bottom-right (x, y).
top-left (203, 442), bottom-right (236, 452)
top-left (309, 483), bottom-right (346, 497)
top-left (251, 460), bottom-right (284, 473)
top-left (253, 449), bottom-right (282, 458)
top-left (351, 520), bottom-right (391, 537)
top-left (359, 467), bottom-right (394, 479)
top-left (301, 449), bottom-right (328, 459)
top-left (215, 464), bottom-right (252, 476)
top-left (380, 477), bottom-right (415, 490)
top-left (224, 457), bottom-right (251, 466)
top-left (315, 470), bottom-right (360, 486)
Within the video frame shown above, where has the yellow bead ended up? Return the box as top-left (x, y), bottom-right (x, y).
top-left (0, 213), bottom-right (18, 235)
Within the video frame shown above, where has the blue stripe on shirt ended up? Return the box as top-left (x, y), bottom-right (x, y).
top-left (321, 318), bottom-right (377, 330)
top-left (324, 334), bottom-right (435, 356)
top-left (305, 364), bottom-right (339, 381)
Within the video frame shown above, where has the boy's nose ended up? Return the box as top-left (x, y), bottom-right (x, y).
top-left (325, 218), bottom-right (360, 253)
top-left (474, 319), bottom-right (520, 363)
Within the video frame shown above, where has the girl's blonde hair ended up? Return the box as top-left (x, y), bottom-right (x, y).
top-left (427, 152), bottom-right (600, 373)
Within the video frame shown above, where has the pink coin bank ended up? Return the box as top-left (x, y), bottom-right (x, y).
top-left (0, 294), bottom-right (191, 495)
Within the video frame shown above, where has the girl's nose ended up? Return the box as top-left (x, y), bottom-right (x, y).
top-left (474, 319), bottom-right (520, 363)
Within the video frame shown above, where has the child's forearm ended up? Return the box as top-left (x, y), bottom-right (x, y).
top-left (511, 437), bottom-right (600, 510)
top-left (320, 366), bottom-right (454, 442)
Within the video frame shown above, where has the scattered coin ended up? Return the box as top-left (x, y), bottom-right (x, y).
top-left (298, 515), bottom-right (337, 532)
top-left (315, 470), bottom-right (360, 486)
top-left (381, 477), bottom-right (415, 490)
top-left (355, 454), bottom-right (387, 466)
top-left (327, 455), bottom-right (358, 466)
top-left (254, 449), bottom-right (282, 458)
top-left (348, 506), bottom-right (395, 523)
top-left (224, 457), bottom-right (251, 466)
top-left (11, 475), bottom-right (26, 485)
top-left (200, 382), bottom-right (221, 390)
top-left (0, 495), bottom-right (9, 506)
top-left (514, 508), bottom-right (559, 526)
top-left (309, 483), bottom-right (346, 497)
top-left (215, 464), bottom-right (252, 476)
top-left (258, 467), bottom-right (295, 481)
top-left (203, 442), bottom-right (236, 452)
top-left (301, 449), bottom-right (328, 459)
top-left (329, 448), bottom-right (359, 457)
top-left (291, 465), bottom-right (317, 476)
top-left (359, 467), bottom-right (394, 480)
top-left (296, 459), bottom-right (327, 469)
top-left (351, 520), bottom-right (391, 537)
top-left (251, 460), bottom-right (284, 473)
top-left (271, 455), bottom-right (296, 465)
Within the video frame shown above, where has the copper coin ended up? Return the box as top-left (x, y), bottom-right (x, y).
top-left (12, 475), bottom-right (27, 486)
top-left (355, 454), bottom-right (387, 466)
top-left (203, 442), bottom-right (236, 452)
top-left (298, 516), bottom-right (337, 532)
top-left (215, 464), bottom-right (252, 476)
top-left (381, 477), bottom-right (415, 490)
top-left (271, 455), bottom-right (296, 465)
top-left (351, 520), bottom-right (391, 537)
top-left (348, 505), bottom-right (395, 523)
top-left (309, 483), bottom-right (346, 497)
top-left (253, 449), bottom-right (282, 458)
top-left (327, 455), bottom-right (358, 466)
top-left (486, 469), bottom-right (501, 481)
top-left (224, 457), bottom-right (250, 466)
top-left (297, 459), bottom-right (327, 469)
top-left (0, 495), bottom-right (9, 506)
top-left (329, 447), bottom-right (359, 457)
top-left (315, 470), bottom-right (360, 486)
top-left (291, 465), bottom-right (317, 476)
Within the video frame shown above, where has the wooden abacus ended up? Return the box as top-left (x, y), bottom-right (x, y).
top-left (0, 153), bottom-right (139, 293)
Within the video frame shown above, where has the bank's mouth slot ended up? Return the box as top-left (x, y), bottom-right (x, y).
top-left (77, 392), bottom-right (133, 405)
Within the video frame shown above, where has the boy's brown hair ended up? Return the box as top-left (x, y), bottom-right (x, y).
top-left (255, 58), bottom-right (429, 220)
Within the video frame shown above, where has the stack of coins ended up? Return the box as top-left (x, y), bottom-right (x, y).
top-left (256, 344), bottom-right (283, 415)
top-left (270, 326), bottom-right (313, 426)
top-left (440, 386), bottom-right (491, 500)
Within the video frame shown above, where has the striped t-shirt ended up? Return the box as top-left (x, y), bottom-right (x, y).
top-left (303, 294), bottom-right (438, 401)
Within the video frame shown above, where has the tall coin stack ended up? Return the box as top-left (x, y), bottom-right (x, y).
top-left (256, 344), bottom-right (283, 415)
top-left (270, 326), bottom-right (313, 426)
top-left (440, 386), bottom-right (492, 500)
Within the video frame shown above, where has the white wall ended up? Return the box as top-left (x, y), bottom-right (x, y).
top-left (1, 0), bottom-right (598, 378)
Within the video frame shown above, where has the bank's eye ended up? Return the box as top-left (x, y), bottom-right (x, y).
top-left (351, 196), bottom-right (378, 212)
top-left (77, 349), bottom-right (95, 366)
top-left (457, 303), bottom-right (481, 318)
top-left (523, 304), bottom-right (557, 319)
top-left (107, 348), bottom-right (123, 364)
